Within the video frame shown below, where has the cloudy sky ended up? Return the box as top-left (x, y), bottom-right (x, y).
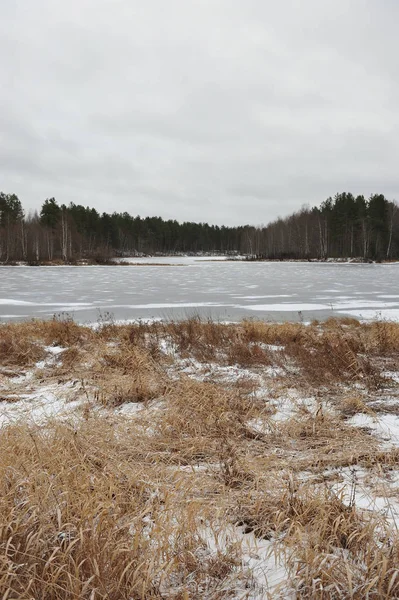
top-left (1, 1), bottom-right (399, 226)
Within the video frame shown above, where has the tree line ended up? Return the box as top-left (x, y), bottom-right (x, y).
top-left (253, 193), bottom-right (399, 261)
top-left (0, 192), bottom-right (398, 263)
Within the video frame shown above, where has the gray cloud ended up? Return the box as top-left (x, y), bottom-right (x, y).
top-left (1, 0), bottom-right (399, 225)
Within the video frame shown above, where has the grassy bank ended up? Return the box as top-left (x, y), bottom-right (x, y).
top-left (1, 317), bottom-right (399, 598)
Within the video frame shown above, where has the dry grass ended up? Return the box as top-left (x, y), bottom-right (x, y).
top-left (149, 317), bottom-right (398, 389)
top-left (94, 343), bottom-right (167, 407)
top-left (1, 316), bottom-right (399, 598)
top-left (0, 420), bottom-right (242, 599)
top-left (0, 323), bottom-right (46, 367)
top-left (0, 317), bottom-right (92, 369)
top-left (339, 394), bottom-right (374, 418)
top-left (235, 477), bottom-right (399, 598)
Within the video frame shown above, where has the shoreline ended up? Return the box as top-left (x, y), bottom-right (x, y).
top-left (1, 256), bottom-right (399, 267)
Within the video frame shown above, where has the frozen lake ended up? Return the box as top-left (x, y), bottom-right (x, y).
top-left (1, 258), bottom-right (399, 323)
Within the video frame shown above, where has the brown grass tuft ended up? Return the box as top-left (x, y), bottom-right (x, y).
top-left (0, 323), bottom-right (46, 367)
top-left (339, 394), bottom-right (373, 418)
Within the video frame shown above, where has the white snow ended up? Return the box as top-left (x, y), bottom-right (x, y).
top-left (338, 309), bottom-right (399, 321)
top-left (241, 303), bottom-right (331, 312)
top-left (333, 300), bottom-right (399, 309)
top-left (112, 302), bottom-right (227, 309)
top-left (115, 255), bottom-right (229, 264)
top-left (349, 413), bottom-right (399, 448)
top-left (234, 295), bottom-right (293, 300)
top-left (0, 299), bottom-right (93, 307)
top-left (0, 385), bottom-right (84, 428)
top-left (202, 524), bottom-right (292, 599)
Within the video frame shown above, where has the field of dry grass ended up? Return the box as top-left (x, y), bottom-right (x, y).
top-left (1, 316), bottom-right (399, 598)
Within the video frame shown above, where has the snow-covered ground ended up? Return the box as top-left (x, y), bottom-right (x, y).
top-left (1, 321), bottom-right (399, 597)
top-left (114, 255), bottom-right (231, 264)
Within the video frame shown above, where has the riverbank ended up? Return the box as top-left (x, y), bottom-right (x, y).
top-left (0, 255), bottom-right (230, 267)
top-left (232, 256), bottom-right (399, 264)
top-left (1, 317), bottom-right (399, 597)
top-left (2, 255), bottom-right (398, 266)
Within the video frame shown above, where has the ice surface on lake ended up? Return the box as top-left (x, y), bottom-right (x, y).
top-left (0, 259), bottom-right (398, 323)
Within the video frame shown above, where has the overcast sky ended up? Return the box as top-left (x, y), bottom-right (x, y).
top-left (1, 1), bottom-right (399, 226)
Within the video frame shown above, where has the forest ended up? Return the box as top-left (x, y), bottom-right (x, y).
top-left (0, 191), bottom-right (398, 263)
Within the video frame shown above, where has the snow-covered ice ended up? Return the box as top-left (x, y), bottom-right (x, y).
top-left (1, 261), bottom-right (399, 323)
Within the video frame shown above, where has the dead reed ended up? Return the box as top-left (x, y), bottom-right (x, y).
top-left (1, 315), bottom-right (399, 598)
